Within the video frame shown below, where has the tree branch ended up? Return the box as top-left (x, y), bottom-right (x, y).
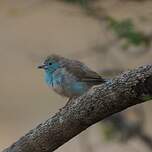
top-left (3, 64), bottom-right (152, 152)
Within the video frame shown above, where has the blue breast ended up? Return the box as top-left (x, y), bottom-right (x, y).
top-left (46, 68), bottom-right (90, 97)
top-left (70, 82), bottom-right (88, 95)
top-left (45, 71), bottom-right (53, 86)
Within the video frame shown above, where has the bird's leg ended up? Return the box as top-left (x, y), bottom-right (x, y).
top-left (59, 98), bottom-right (72, 112)
top-left (65, 97), bottom-right (72, 106)
top-left (65, 96), bottom-right (78, 107)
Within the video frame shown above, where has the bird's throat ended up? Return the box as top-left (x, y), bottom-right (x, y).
top-left (45, 71), bottom-right (53, 86)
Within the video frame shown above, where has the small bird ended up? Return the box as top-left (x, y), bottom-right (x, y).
top-left (38, 54), bottom-right (105, 98)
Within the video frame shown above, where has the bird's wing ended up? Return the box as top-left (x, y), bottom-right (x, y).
top-left (64, 60), bottom-right (105, 84)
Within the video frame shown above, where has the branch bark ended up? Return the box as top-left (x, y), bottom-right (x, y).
top-left (3, 64), bottom-right (152, 152)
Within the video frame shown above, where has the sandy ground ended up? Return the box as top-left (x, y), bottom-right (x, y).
top-left (0, 0), bottom-right (152, 151)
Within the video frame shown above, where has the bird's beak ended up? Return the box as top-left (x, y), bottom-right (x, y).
top-left (37, 64), bottom-right (46, 69)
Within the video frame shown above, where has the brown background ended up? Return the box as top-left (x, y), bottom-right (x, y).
top-left (0, 0), bottom-right (152, 151)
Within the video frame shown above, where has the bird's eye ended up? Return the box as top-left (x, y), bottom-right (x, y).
top-left (49, 62), bottom-right (52, 65)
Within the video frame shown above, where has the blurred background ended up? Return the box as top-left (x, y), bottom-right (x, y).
top-left (0, 0), bottom-right (152, 151)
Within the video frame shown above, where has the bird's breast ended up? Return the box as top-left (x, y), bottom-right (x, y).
top-left (51, 68), bottom-right (91, 97)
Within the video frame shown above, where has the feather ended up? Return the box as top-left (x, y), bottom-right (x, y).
top-left (61, 59), bottom-right (105, 84)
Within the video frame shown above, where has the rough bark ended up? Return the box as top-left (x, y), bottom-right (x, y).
top-left (3, 64), bottom-right (152, 152)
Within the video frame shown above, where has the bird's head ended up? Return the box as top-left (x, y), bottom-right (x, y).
top-left (38, 54), bottom-right (62, 73)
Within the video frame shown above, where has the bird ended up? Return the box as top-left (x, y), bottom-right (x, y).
top-left (38, 54), bottom-right (105, 98)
